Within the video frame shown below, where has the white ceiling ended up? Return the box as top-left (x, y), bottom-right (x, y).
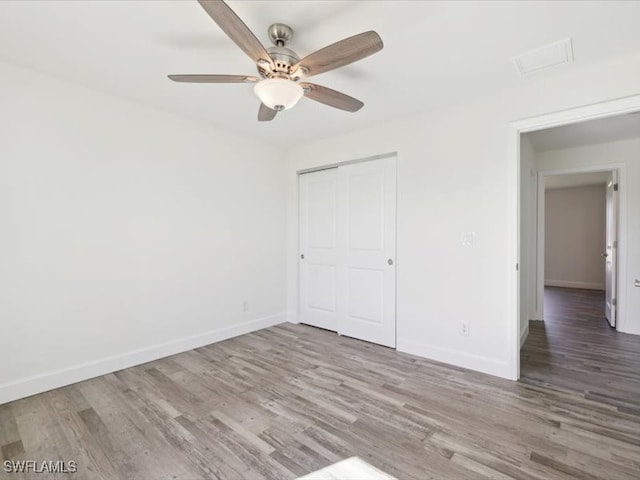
top-left (544, 171), bottom-right (610, 190)
top-left (528, 112), bottom-right (640, 152)
top-left (2, 1), bottom-right (640, 147)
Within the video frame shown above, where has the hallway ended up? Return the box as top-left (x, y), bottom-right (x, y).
top-left (520, 287), bottom-right (640, 414)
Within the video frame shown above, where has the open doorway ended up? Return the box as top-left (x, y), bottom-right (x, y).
top-left (516, 111), bottom-right (640, 399)
top-left (509, 95), bottom-right (640, 383)
top-left (519, 111), bottom-right (639, 331)
top-left (542, 170), bottom-right (615, 324)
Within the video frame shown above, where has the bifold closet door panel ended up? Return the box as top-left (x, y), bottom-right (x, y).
top-left (337, 157), bottom-right (397, 348)
top-left (299, 168), bottom-right (340, 331)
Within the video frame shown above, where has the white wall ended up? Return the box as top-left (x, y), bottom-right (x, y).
top-left (544, 185), bottom-right (606, 290)
top-left (285, 53), bottom-right (640, 379)
top-left (0, 62), bottom-right (287, 404)
top-left (519, 135), bottom-right (538, 346)
top-left (536, 138), bottom-right (640, 334)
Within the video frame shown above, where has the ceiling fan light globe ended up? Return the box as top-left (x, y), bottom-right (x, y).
top-left (253, 78), bottom-right (303, 111)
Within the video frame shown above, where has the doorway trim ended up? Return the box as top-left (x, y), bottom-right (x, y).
top-left (508, 93), bottom-right (640, 381)
top-left (535, 164), bottom-right (625, 328)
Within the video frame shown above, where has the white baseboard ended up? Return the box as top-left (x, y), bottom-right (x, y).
top-left (544, 279), bottom-right (604, 290)
top-left (0, 313), bottom-right (285, 406)
top-left (520, 323), bottom-right (530, 348)
top-left (530, 311), bottom-right (544, 321)
top-left (286, 312), bottom-right (299, 324)
top-left (396, 338), bottom-right (512, 379)
top-left (618, 323), bottom-right (640, 336)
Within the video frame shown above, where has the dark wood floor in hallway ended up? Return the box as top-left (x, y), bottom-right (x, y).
top-left (0, 292), bottom-right (639, 479)
top-left (520, 287), bottom-right (640, 415)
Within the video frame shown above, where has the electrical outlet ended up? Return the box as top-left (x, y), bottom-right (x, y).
top-left (242, 301), bottom-right (249, 313)
top-left (460, 322), bottom-right (470, 336)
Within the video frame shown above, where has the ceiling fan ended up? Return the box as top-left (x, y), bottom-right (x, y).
top-left (168, 0), bottom-right (384, 121)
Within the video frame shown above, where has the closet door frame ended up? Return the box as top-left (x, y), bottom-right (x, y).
top-left (297, 153), bottom-right (397, 347)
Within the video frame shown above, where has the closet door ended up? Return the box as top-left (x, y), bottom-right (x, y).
top-left (338, 157), bottom-right (396, 347)
top-left (299, 168), bottom-right (340, 331)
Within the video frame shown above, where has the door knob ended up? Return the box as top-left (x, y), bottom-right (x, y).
top-left (387, 259), bottom-right (394, 265)
top-left (635, 279), bottom-right (640, 287)
top-left (601, 253), bottom-right (608, 257)
top-left (300, 254), bottom-right (304, 260)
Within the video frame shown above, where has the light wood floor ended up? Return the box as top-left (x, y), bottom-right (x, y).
top-left (1, 291), bottom-right (639, 479)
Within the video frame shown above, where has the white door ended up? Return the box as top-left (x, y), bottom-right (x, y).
top-left (338, 158), bottom-right (397, 347)
top-left (298, 157), bottom-right (397, 348)
top-left (299, 168), bottom-right (339, 331)
top-left (604, 171), bottom-right (618, 327)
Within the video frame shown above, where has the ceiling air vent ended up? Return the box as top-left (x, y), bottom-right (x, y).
top-left (512, 38), bottom-right (573, 76)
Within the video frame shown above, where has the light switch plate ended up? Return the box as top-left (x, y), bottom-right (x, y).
top-left (462, 231), bottom-right (476, 246)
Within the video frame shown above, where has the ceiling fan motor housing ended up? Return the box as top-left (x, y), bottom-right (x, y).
top-left (265, 46), bottom-right (299, 75)
top-left (257, 24), bottom-right (300, 78)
